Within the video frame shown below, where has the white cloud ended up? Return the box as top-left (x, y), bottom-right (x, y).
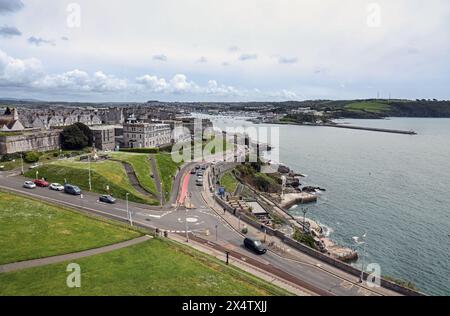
top-left (0, 49), bottom-right (43, 86)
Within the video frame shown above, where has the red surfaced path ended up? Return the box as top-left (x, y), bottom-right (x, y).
top-left (178, 173), bottom-right (191, 205)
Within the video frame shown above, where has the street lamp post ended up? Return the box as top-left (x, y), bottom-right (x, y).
top-left (126, 193), bottom-right (133, 226)
top-left (302, 207), bottom-right (308, 232)
top-left (353, 233), bottom-right (367, 283)
top-left (88, 155), bottom-right (92, 191)
top-left (215, 224), bottom-right (218, 241)
top-left (20, 153), bottom-right (24, 175)
top-left (185, 208), bottom-right (189, 243)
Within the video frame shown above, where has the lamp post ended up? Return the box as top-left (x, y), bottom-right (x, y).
top-left (185, 207), bottom-right (189, 243)
top-left (126, 193), bottom-right (133, 226)
top-left (215, 224), bottom-right (218, 241)
top-left (88, 155), bottom-right (92, 191)
top-left (302, 207), bottom-right (308, 232)
top-left (20, 153), bottom-right (24, 175)
top-left (352, 233), bottom-right (367, 283)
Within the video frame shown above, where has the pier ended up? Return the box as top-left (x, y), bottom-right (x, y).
top-left (324, 124), bottom-right (417, 135)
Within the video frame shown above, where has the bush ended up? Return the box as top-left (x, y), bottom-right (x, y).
top-left (293, 229), bottom-right (317, 249)
top-left (24, 151), bottom-right (40, 163)
top-left (120, 148), bottom-right (160, 154)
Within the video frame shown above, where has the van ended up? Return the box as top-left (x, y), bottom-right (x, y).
top-left (64, 184), bottom-right (82, 195)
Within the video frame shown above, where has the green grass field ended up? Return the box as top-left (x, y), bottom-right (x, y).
top-left (0, 239), bottom-right (290, 296)
top-left (24, 160), bottom-right (158, 205)
top-left (155, 153), bottom-right (182, 201)
top-left (110, 152), bottom-right (157, 195)
top-left (345, 101), bottom-right (391, 113)
top-left (0, 191), bottom-right (141, 265)
top-left (221, 172), bottom-right (239, 194)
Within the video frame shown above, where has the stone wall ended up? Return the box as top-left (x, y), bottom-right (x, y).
top-left (0, 130), bottom-right (61, 154)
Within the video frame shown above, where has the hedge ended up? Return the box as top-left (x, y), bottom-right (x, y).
top-left (119, 148), bottom-right (160, 154)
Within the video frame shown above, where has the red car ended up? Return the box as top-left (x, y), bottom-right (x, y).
top-left (33, 179), bottom-right (50, 187)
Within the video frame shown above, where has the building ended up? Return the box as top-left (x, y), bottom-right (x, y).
top-left (90, 126), bottom-right (116, 151)
top-left (0, 108), bottom-right (25, 132)
top-left (0, 130), bottom-right (61, 155)
top-left (123, 121), bottom-right (172, 149)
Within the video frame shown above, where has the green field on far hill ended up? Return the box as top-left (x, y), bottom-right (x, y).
top-left (344, 101), bottom-right (392, 113)
top-left (0, 191), bottom-right (141, 265)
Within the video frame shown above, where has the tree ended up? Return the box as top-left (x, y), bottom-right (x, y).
top-left (61, 124), bottom-right (89, 150)
top-left (24, 151), bottom-right (40, 163)
top-left (73, 122), bottom-right (93, 146)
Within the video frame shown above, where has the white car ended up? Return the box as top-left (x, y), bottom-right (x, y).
top-left (49, 183), bottom-right (64, 191)
top-left (23, 181), bottom-right (36, 189)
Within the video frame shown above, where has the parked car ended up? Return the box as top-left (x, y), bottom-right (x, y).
top-left (99, 195), bottom-right (116, 204)
top-left (195, 165), bottom-right (201, 170)
top-left (23, 181), bottom-right (36, 189)
top-left (197, 171), bottom-right (204, 177)
top-left (190, 169), bottom-right (197, 174)
top-left (201, 165), bottom-right (207, 170)
top-left (33, 179), bottom-right (50, 187)
top-left (244, 237), bottom-right (267, 255)
top-left (49, 183), bottom-right (65, 191)
top-left (64, 184), bottom-right (82, 195)
top-left (196, 178), bottom-right (203, 186)
top-left (28, 164), bottom-right (40, 170)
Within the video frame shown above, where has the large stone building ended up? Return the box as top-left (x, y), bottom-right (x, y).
top-left (123, 121), bottom-right (172, 149)
top-left (0, 130), bottom-right (61, 155)
top-left (0, 108), bottom-right (25, 132)
top-left (91, 126), bottom-right (116, 151)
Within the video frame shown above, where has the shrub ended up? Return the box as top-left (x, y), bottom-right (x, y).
top-left (24, 151), bottom-right (40, 163)
top-left (120, 148), bottom-right (160, 154)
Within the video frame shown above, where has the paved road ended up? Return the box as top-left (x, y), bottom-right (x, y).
top-left (0, 169), bottom-right (400, 296)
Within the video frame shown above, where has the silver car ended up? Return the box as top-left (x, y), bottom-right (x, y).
top-left (23, 181), bottom-right (36, 189)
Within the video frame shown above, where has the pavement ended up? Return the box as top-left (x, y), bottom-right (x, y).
top-left (0, 163), bottom-right (403, 296)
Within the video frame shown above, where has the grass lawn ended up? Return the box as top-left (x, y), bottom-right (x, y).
top-left (110, 152), bottom-right (157, 195)
top-left (155, 153), bottom-right (182, 201)
top-left (0, 239), bottom-right (291, 296)
top-left (345, 101), bottom-right (391, 113)
top-left (0, 191), bottom-right (141, 265)
top-left (24, 160), bottom-right (158, 205)
top-left (221, 172), bottom-right (239, 194)
top-left (0, 159), bottom-right (23, 171)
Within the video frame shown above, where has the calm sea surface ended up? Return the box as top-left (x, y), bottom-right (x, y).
top-left (200, 114), bottom-right (450, 295)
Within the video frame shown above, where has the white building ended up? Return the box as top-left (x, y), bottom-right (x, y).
top-left (123, 122), bottom-right (171, 149)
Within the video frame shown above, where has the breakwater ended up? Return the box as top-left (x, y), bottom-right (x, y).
top-left (323, 124), bottom-right (417, 135)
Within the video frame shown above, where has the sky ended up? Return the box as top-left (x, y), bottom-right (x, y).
top-left (1, 0), bottom-right (450, 102)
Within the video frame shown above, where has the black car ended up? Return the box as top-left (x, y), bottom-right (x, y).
top-left (190, 169), bottom-right (197, 174)
top-left (99, 195), bottom-right (116, 204)
top-left (195, 165), bottom-right (201, 170)
top-left (201, 165), bottom-right (207, 170)
top-left (244, 237), bottom-right (267, 255)
top-left (64, 184), bottom-right (82, 195)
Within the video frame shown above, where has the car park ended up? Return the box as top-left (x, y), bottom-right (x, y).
top-left (243, 237), bottom-right (267, 255)
top-left (64, 184), bottom-right (82, 195)
top-left (23, 181), bottom-right (36, 189)
top-left (49, 183), bottom-right (65, 191)
top-left (33, 179), bottom-right (50, 187)
top-left (99, 195), bottom-right (116, 204)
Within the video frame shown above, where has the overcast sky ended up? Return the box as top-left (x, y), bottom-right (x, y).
top-left (1, 0), bottom-right (450, 102)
